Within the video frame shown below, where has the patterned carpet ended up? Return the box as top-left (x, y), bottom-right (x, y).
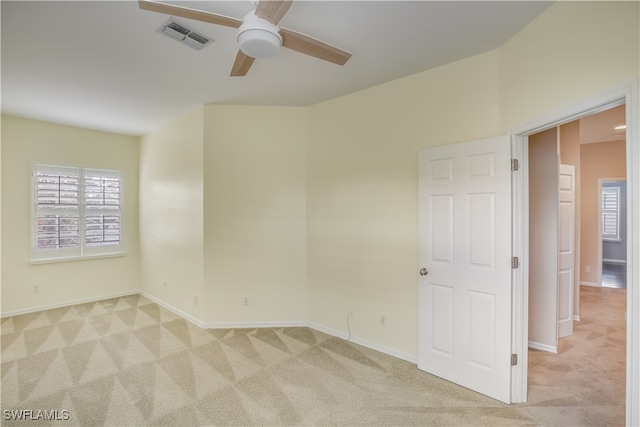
top-left (1, 286), bottom-right (626, 426)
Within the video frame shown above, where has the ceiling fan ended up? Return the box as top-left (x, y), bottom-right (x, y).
top-left (138, 0), bottom-right (352, 76)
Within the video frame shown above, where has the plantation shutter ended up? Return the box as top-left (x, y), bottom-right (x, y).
top-left (33, 165), bottom-right (81, 259)
top-left (84, 169), bottom-right (122, 255)
top-left (602, 186), bottom-right (620, 241)
top-left (32, 165), bottom-right (123, 262)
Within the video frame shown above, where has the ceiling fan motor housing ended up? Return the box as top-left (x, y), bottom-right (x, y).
top-left (237, 11), bottom-right (282, 59)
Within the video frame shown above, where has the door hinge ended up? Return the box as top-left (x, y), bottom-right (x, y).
top-left (511, 256), bottom-right (520, 269)
top-left (511, 158), bottom-right (519, 171)
top-left (511, 354), bottom-right (518, 366)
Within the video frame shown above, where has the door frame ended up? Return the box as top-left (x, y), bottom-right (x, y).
top-left (509, 81), bottom-right (639, 426)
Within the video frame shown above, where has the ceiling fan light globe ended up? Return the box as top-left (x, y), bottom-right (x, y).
top-left (238, 29), bottom-right (281, 58)
top-left (237, 12), bottom-right (282, 59)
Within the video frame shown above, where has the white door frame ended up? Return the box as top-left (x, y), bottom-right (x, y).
top-left (509, 81), bottom-right (639, 427)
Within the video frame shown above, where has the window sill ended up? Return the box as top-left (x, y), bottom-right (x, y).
top-left (30, 252), bottom-right (127, 265)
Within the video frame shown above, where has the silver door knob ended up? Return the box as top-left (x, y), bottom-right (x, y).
top-left (419, 268), bottom-right (429, 276)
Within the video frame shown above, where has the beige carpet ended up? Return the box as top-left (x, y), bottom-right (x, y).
top-left (1, 286), bottom-right (625, 426)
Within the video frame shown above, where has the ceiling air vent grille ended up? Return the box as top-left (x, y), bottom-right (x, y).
top-left (157, 18), bottom-right (213, 50)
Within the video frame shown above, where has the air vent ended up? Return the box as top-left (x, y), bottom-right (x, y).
top-left (157, 18), bottom-right (213, 50)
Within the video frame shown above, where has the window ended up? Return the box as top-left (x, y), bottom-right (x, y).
top-left (601, 186), bottom-right (620, 242)
top-left (32, 164), bottom-right (123, 262)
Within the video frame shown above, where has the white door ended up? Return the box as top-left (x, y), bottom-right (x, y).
top-left (418, 136), bottom-right (512, 404)
top-left (558, 164), bottom-right (575, 338)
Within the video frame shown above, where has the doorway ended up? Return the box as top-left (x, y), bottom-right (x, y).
top-left (510, 83), bottom-right (638, 427)
top-left (524, 106), bottom-right (628, 424)
top-left (527, 105), bottom-right (626, 334)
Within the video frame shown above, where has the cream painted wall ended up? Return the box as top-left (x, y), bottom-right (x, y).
top-left (307, 51), bottom-right (501, 357)
top-left (1, 115), bottom-right (140, 314)
top-left (139, 107), bottom-right (205, 319)
top-left (500, 1), bottom-right (639, 131)
top-left (580, 140), bottom-right (626, 285)
top-left (203, 105), bottom-right (307, 324)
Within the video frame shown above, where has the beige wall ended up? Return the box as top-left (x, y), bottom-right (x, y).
top-left (308, 51), bottom-right (501, 357)
top-left (138, 105), bottom-right (308, 325)
top-left (580, 140), bottom-right (626, 285)
top-left (1, 115), bottom-right (140, 314)
top-left (202, 105), bottom-right (308, 324)
top-left (500, 1), bottom-right (639, 131)
top-left (139, 107), bottom-right (205, 319)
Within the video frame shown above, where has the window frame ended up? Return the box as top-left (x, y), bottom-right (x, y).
top-left (601, 185), bottom-right (621, 242)
top-left (31, 164), bottom-right (125, 263)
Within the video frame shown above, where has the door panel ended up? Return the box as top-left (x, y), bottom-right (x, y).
top-left (431, 284), bottom-right (454, 355)
top-left (431, 195), bottom-right (454, 262)
top-left (469, 193), bottom-right (495, 267)
top-left (558, 164), bottom-right (575, 338)
top-left (418, 136), bottom-right (512, 403)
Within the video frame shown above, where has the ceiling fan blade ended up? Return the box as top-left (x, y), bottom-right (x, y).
top-left (138, 0), bottom-right (242, 28)
top-left (255, 0), bottom-right (293, 26)
top-left (280, 28), bottom-right (351, 66)
top-left (230, 50), bottom-right (256, 76)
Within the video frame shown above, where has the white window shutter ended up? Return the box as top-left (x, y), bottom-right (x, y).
top-left (32, 165), bottom-right (81, 260)
top-left (32, 165), bottom-right (123, 262)
top-left (84, 168), bottom-right (123, 256)
top-left (602, 187), bottom-right (620, 241)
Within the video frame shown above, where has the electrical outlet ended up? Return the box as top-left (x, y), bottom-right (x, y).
top-left (163, 281), bottom-right (167, 290)
top-left (585, 266), bottom-right (591, 273)
top-left (193, 294), bottom-right (198, 305)
top-left (32, 285), bottom-right (40, 294)
top-left (244, 297), bottom-right (250, 306)
top-left (348, 308), bottom-right (354, 318)
top-left (379, 315), bottom-right (386, 326)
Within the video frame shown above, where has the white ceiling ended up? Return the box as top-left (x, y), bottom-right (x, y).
top-left (1, 1), bottom-right (553, 136)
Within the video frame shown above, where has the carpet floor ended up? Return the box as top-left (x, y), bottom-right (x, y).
top-left (1, 285), bottom-right (626, 426)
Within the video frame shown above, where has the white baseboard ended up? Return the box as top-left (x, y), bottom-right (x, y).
top-left (528, 341), bottom-right (558, 354)
top-left (581, 281), bottom-right (600, 287)
top-left (2, 290), bottom-right (418, 367)
top-left (139, 292), bottom-right (418, 364)
top-left (307, 321), bottom-right (417, 364)
top-left (573, 315), bottom-right (581, 322)
top-left (140, 291), bottom-right (309, 331)
top-left (203, 320), bottom-right (307, 329)
top-left (138, 290), bottom-right (206, 329)
top-left (0, 290), bottom-right (139, 318)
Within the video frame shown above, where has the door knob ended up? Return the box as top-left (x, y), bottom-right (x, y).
top-left (419, 268), bottom-right (429, 276)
